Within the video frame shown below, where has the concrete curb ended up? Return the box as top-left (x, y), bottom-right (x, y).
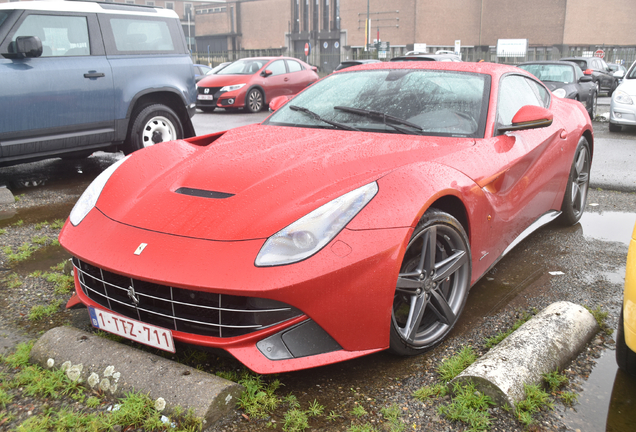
top-left (30, 327), bottom-right (244, 426)
top-left (0, 186), bottom-right (14, 205)
top-left (451, 301), bottom-right (599, 408)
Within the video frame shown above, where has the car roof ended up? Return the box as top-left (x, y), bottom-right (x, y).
top-left (560, 57), bottom-right (594, 62)
top-left (337, 60), bottom-right (519, 79)
top-left (518, 61), bottom-right (579, 69)
top-left (0, 0), bottom-right (178, 18)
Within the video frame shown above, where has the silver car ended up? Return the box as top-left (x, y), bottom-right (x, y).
top-left (609, 60), bottom-right (636, 132)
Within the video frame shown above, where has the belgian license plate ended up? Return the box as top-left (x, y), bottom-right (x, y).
top-left (89, 306), bottom-right (175, 353)
top-left (197, 94), bottom-right (214, 100)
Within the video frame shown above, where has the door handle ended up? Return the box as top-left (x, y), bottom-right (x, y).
top-left (284, 77), bottom-right (289, 81)
top-left (84, 72), bottom-right (105, 78)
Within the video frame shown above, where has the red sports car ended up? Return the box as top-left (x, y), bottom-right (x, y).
top-left (60, 62), bottom-right (593, 374)
top-left (195, 56), bottom-right (319, 113)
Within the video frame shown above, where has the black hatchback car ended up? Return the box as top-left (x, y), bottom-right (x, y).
top-left (560, 56), bottom-right (618, 96)
top-left (518, 61), bottom-right (597, 119)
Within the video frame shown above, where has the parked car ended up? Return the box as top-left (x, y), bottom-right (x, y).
top-left (391, 53), bottom-right (461, 62)
top-left (335, 59), bottom-right (381, 71)
top-left (193, 64), bottom-right (212, 79)
top-left (0, 1), bottom-right (196, 167)
top-left (60, 62), bottom-right (593, 374)
top-left (609, 60), bottom-right (636, 132)
top-left (617, 221), bottom-right (636, 376)
top-left (195, 61), bottom-right (232, 83)
top-left (196, 57), bottom-right (319, 113)
top-left (560, 56), bottom-right (618, 96)
top-left (518, 61), bottom-right (597, 118)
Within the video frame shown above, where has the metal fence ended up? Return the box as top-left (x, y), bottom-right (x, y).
top-left (193, 45), bottom-right (636, 76)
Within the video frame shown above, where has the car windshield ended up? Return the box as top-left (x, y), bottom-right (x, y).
top-left (217, 59), bottom-right (268, 75)
top-left (564, 59), bottom-right (587, 71)
top-left (264, 69), bottom-right (490, 138)
top-left (519, 64), bottom-right (574, 83)
top-left (627, 64), bottom-right (636, 80)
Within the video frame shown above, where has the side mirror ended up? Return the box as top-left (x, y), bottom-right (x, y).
top-left (268, 95), bottom-right (294, 112)
top-left (579, 75), bottom-right (593, 83)
top-left (311, 66), bottom-right (318, 73)
top-left (2, 36), bottom-right (42, 59)
top-left (499, 105), bottom-right (553, 133)
top-left (583, 68), bottom-right (593, 75)
top-left (261, 69), bottom-right (273, 77)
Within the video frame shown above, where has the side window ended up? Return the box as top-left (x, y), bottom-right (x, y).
top-left (287, 60), bottom-right (303, 73)
top-left (526, 79), bottom-right (550, 107)
top-left (267, 60), bottom-right (287, 76)
top-left (109, 18), bottom-right (174, 52)
top-left (497, 75), bottom-right (544, 126)
top-left (12, 14), bottom-right (90, 57)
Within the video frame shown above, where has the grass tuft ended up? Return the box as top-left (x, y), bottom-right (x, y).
top-left (584, 305), bottom-right (613, 335)
top-left (437, 346), bottom-right (477, 382)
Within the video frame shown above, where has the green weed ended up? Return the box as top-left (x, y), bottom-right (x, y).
top-left (543, 369), bottom-right (568, 392)
top-left (514, 383), bottom-right (554, 426)
top-left (31, 235), bottom-right (49, 245)
top-left (560, 391), bottom-right (578, 406)
top-left (437, 346), bottom-right (477, 382)
top-left (51, 219), bottom-right (65, 229)
top-left (0, 228), bottom-right (6, 235)
top-left (351, 404), bottom-right (368, 418)
top-left (12, 219), bottom-right (24, 226)
top-left (585, 305), bottom-right (613, 335)
top-left (34, 221), bottom-right (49, 230)
top-left (347, 423), bottom-right (377, 432)
top-left (283, 394), bottom-right (300, 409)
top-left (327, 410), bottom-right (342, 421)
top-left (41, 271), bottom-right (74, 294)
top-left (306, 399), bottom-right (324, 417)
top-left (237, 374), bottom-right (281, 419)
top-left (3, 340), bottom-right (35, 368)
top-left (282, 408), bottom-right (308, 432)
top-left (438, 381), bottom-right (494, 431)
top-left (381, 404), bottom-right (405, 432)
top-left (28, 299), bottom-right (63, 321)
top-left (4, 273), bottom-right (22, 289)
top-left (0, 386), bottom-right (13, 408)
top-left (3, 242), bottom-right (37, 262)
top-left (484, 310), bottom-right (535, 349)
top-left (413, 383), bottom-right (448, 401)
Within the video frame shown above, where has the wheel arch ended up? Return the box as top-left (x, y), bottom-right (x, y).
top-left (582, 128), bottom-right (594, 161)
top-left (428, 195), bottom-right (470, 241)
top-left (123, 90), bottom-right (195, 141)
top-left (245, 84), bottom-right (266, 103)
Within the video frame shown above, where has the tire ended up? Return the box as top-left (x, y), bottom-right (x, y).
top-left (245, 88), bottom-right (264, 113)
top-left (124, 104), bottom-right (183, 155)
top-left (558, 136), bottom-right (591, 226)
top-left (616, 308), bottom-right (636, 377)
top-left (200, 107), bottom-right (216, 113)
top-left (608, 79), bottom-right (617, 97)
top-left (587, 91), bottom-right (597, 120)
top-left (389, 208), bottom-right (471, 355)
top-left (609, 122), bottom-right (622, 132)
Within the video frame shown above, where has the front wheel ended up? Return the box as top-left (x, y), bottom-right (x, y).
top-left (124, 104), bottom-right (183, 155)
top-left (245, 88), bottom-right (264, 113)
top-left (609, 122), bottom-right (622, 132)
top-left (587, 91), bottom-right (597, 120)
top-left (558, 136), bottom-right (591, 225)
top-left (389, 209), bottom-right (471, 355)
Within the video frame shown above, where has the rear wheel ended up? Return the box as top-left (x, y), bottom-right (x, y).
top-left (617, 308), bottom-right (636, 377)
top-left (389, 209), bottom-right (471, 355)
top-left (124, 104), bottom-right (183, 155)
top-left (558, 136), bottom-right (590, 225)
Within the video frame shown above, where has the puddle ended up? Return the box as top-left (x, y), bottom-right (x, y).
top-left (0, 202), bottom-right (74, 229)
top-left (579, 211), bottom-right (636, 246)
top-left (11, 245), bottom-right (71, 276)
top-left (561, 349), bottom-right (636, 431)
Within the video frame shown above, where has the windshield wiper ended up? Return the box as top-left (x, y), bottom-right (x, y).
top-left (289, 105), bottom-right (360, 131)
top-left (333, 106), bottom-right (423, 134)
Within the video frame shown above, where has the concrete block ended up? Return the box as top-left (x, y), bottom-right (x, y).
top-left (451, 301), bottom-right (599, 408)
top-left (30, 327), bottom-right (244, 426)
top-left (0, 186), bottom-right (14, 205)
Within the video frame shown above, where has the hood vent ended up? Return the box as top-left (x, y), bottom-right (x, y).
top-left (175, 187), bottom-right (234, 199)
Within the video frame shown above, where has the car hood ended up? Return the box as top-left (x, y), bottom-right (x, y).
top-left (197, 74), bottom-right (253, 87)
top-left (617, 78), bottom-right (636, 95)
top-left (97, 125), bottom-right (474, 240)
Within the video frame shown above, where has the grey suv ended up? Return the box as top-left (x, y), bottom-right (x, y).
top-left (0, 1), bottom-right (196, 167)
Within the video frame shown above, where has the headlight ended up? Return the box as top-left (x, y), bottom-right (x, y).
top-left (69, 156), bottom-right (129, 226)
top-left (614, 90), bottom-right (634, 105)
top-left (255, 182), bottom-right (379, 266)
top-left (220, 83), bottom-right (246, 92)
top-left (552, 88), bottom-right (566, 98)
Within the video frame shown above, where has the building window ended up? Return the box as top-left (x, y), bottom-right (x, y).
top-left (293, 0), bottom-right (299, 33)
top-left (146, 1), bottom-right (155, 6)
top-left (313, 0), bottom-right (319, 32)
top-left (303, 0), bottom-right (309, 32)
top-left (165, 2), bottom-right (174, 10)
top-left (125, 1), bottom-right (135, 4)
top-left (322, 0), bottom-right (329, 31)
top-left (333, 0), bottom-right (339, 30)
top-left (184, 3), bottom-right (193, 20)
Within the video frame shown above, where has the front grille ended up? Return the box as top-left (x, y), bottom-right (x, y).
top-left (73, 258), bottom-right (302, 338)
top-left (197, 86), bottom-right (221, 95)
